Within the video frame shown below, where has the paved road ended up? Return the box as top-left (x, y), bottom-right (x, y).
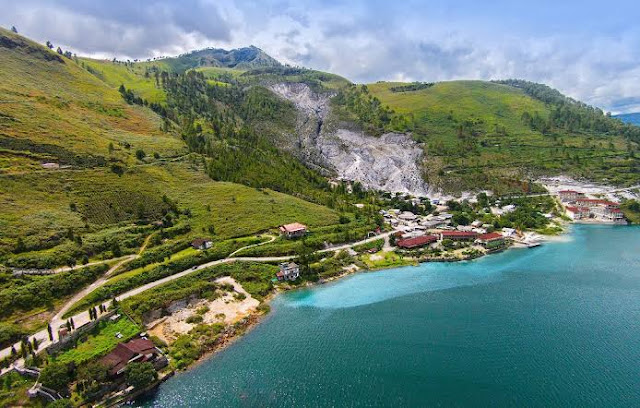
top-left (0, 230), bottom-right (395, 375)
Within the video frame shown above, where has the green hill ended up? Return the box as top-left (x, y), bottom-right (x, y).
top-left (0, 28), bottom-right (342, 264)
top-left (363, 80), bottom-right (640, 192)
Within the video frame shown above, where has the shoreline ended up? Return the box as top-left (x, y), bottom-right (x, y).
top-left (143, 222), bottom-right (632, 387)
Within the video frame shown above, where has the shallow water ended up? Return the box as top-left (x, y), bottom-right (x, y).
top-left (139, 225), bottom-right (640, 407)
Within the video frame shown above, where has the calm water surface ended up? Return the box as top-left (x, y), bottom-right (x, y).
top-left (139, 225), bottom-right (640, 407)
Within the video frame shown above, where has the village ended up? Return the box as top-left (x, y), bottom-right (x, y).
top-left (0, 185), bottom-right (634, 407)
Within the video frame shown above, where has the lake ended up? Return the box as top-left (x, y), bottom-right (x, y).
top-left (139, 224), bottom-right (640, 407)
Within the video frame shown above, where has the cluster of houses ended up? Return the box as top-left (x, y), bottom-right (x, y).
top-left (380, 209), bottom-right (454, 232)
top-left (396, 230), bottom-right (508, 251)
top-left (558, 190), bottom-right (625, 222)
top-left (383, 209), bottom-right (512, 252)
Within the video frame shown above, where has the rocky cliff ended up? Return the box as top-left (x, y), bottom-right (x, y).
top-left (269, 82), bottom-right (430, 196)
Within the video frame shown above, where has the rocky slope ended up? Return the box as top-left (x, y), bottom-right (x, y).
top-left (269, 83), bottom-right (430, 195)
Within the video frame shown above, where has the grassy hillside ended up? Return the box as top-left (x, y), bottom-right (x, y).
top-left (0, 28), bottom-right (184, 173)
top-left (79, 57), bottom-right (166, 103)
top-left (0, 160), bottom-right (338, 258)
top-left (0, 28), bottom-right (342, 264)
top-left (365, 80), bottom-right (640, 192)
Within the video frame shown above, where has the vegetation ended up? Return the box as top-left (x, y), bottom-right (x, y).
top-left (0, 264), bottom-right (109, 332)
top-left (169, 323), bottom-right (225, 369)
top-left (365, 80), bottom-right (640, 192)
top-left (126, 362), bottom-right (157, 389)
top-left (51, 317), bottom-right (140, 365)
top-left (40, 361), bottom-right (73, 391)
top-left (120, 262), bottom-right (276, 324)
top-left (621, 199), bottom-right (640, 224)
top-left (67, 237), bottom-right (267, 316)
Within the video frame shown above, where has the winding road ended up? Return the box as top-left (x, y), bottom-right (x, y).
top-left (0, 230), bottom-right (395, 375)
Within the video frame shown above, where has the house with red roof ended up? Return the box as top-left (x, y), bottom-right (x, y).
top-left (476, 232), bottom-right (506, 249)
top-left (100, 338), bottom-right (167, 377)
top-left (565, 206), bottom-right (590, 220)
top-left (439, 231), bottom-right (478, 241)
top-left (279, 222), bottom-right (307, 238)
top-left (397, 235), bottom-right (438, 249)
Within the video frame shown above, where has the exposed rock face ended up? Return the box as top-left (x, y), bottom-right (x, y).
top-left (321, 130), bottom-right (429, 195)
top-left (269, 82), bottom-right (430, 195)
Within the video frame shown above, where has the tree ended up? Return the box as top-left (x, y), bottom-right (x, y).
top-left (135, 149), bottom-right (146, 160)
top-left (10, 26), bottom-right (17, 33)
top-left (32, 337), bottom-right (39, 351)
top-left (48, 399), bottom-right (72, 408)
top-left (295, 239), bottom-right (314, 274)
top-left (126, 362), bottom-right (157, 389)
top-left (15, 237), bottom-right (26, 253)
top-left (47, 324), bottom-right (53, 341)
top-left (69, 317), bottom-right (75, 330)
top-left (40, 362), bottom-right (72, 391)
top-left (77, 361), bottom-right (107, 393)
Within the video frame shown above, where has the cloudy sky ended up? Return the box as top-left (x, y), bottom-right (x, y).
top-left (3, 0), bottom-right (640, 113)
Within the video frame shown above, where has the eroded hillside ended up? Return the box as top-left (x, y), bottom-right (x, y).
top-left (270, 82), bottom-right (430, 195)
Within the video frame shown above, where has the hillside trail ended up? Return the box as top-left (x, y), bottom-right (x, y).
top-left (0, 230), bottom-right (396, 375)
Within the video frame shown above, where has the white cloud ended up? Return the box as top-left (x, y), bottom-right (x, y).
top-left (2, 0), bottom-right (639, 113)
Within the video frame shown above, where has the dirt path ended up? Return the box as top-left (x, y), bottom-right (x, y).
top-left (0, 230), bottom-right (398, 375)
top-left (228, 234), bottom-right (277, 257)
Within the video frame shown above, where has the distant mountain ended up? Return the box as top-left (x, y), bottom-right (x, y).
top-left (614, 112), bottom-right (640, 127)
top-left (153, 45), bottom-right (282, 72)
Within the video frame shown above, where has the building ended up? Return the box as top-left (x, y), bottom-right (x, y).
top-left (574, 198), bottom-right (619, 209)
top-left (439, 231), bottom-right (478, 241)
top-left (277, 262), bottom-right (300, 281)
top-left (99, 338), bottom-right (167, 377)
top-left (279, 223), bottom-right (307, 238)
top-left (565, 206), bottom-right (590, 220)
top-left (476, 232), bottom-right (506, 249)
top-left (558, 190), bottom-right (584, 202)
top-left (397, 235), bottom-right (438, 249)
top-left (592, 206), bottom-right (625, 221)
top-left (571, 199), bottom-right (624, 221)
top-left (191, 238), bottom-right (212, 250)
top-left (398, 211), bottom-right (417, 221)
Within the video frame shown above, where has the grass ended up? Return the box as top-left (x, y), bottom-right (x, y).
top-left (120, 262), bottom-right (277, 324)
top-left (80, 58), bottom-right (167, 104)
top-left (50, 316), bottom-right (140, 365)
top-left (0, 161), bottom-right (339, 257)
top-left (0, 372), bottom-right (42, 408)
top-left (361, 251), bottom-right (413, 270)
top-left (366, 80), bottom-right (639, 192)
top-left (0, 28), bottom-right (183, 172)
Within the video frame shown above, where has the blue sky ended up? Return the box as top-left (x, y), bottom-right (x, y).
top-left (2, 0), bottom-right (640, 113)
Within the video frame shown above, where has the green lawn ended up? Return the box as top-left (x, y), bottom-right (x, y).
top-left (362, 251), bottom-right (413, 270)
top-left (51, 316), bottom-right (140, 366)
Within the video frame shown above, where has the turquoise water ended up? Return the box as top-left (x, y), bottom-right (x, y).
top-left (139, 225), bottom-right (640, 407)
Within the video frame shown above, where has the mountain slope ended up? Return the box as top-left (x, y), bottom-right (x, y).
top-left (0, 28), bottom-right (184, 171)
top-left (141, 46), bottom-right (281, 73)
top-left (364, 80), bottom-right (640, 192)
top-left (0, 28), bottom-right (341, 261)
top-left (615, 112), bottom-right (640, 126)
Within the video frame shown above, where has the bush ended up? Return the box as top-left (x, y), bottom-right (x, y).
top-left (186, 315), bottom-right (203, 324)
top-left (40, 361), bottom-right (73, 391)
top-left (126, 362), bottom-right (157, 389)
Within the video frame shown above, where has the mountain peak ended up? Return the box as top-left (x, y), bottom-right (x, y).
top-left (168, 45), bottom-right (281, 71)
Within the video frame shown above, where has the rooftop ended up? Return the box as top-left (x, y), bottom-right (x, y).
top-left (279, 222), bottom-right (307, 233)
